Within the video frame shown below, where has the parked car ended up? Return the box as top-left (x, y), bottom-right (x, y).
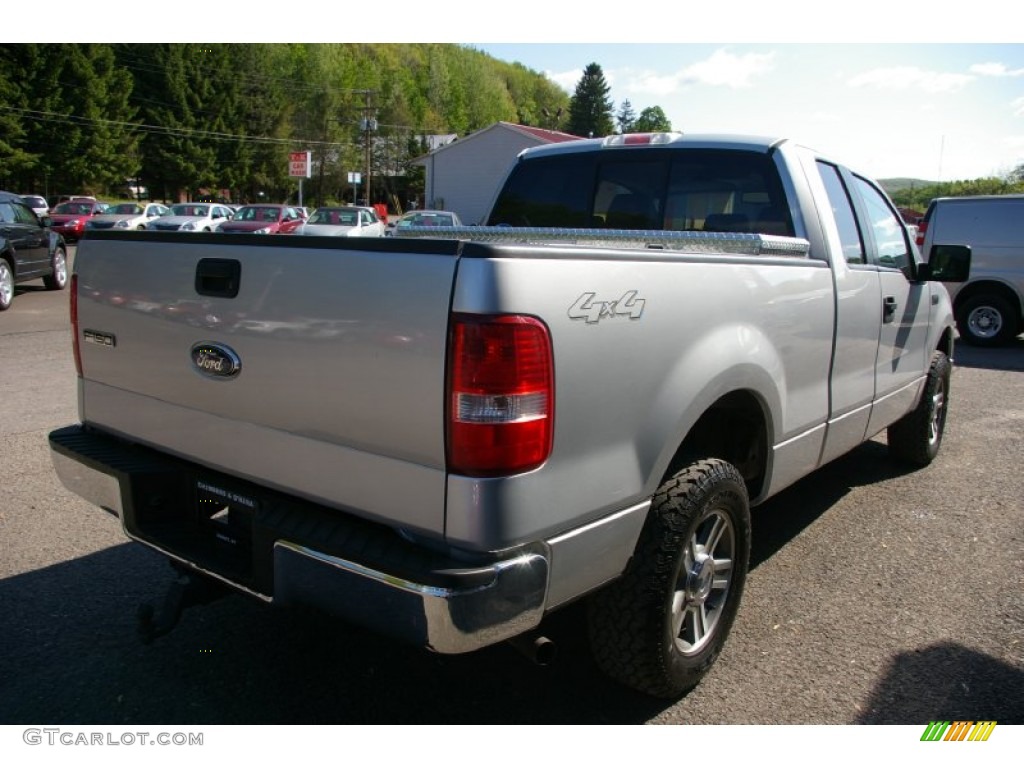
top-left (86, 202), bottom-right (171, 232)
top-left (217, 204), bottom-right (304, 235)
top-left (917, 194), bottom-right (1024, 346)
top-left (48, 200), bottom-right (108, 242)
top-left (145, 203), bottom-right (234, 233)
top-left (0, 189), bottom-right (68, 310)
top-left (20, 195), bottom-right (49, 218)
top-left (297, 206), bottom-right (386, 237)
top-left (385, 209), bottom-right (463, 236)
top-left (48, 194), bottom-right (97, 209)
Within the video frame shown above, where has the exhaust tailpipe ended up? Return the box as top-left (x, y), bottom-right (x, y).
top-left (507, 633), bottom-right (558, 666)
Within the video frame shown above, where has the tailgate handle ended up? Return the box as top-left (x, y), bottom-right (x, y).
top-left (195, 259), bottom-right (241, 298)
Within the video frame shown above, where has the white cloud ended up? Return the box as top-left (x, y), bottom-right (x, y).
top-left (1013, 97), bottom-right (1024, 117)
top-left (546, 68), bottom-right (583, 93)
top-left (678, 49), bottom-right (776, 89)
top-left (969, 62), bottom-right (1024, 78)
top-left (612, 49), bottom-right (776, 97)
top-left (620, 71), bottom-right (682, 97)
top-left (847, 66), bottom-right (973, 93)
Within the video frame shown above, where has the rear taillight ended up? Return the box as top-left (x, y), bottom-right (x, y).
top-left (447, 314), bottom-right (554, 477)
top-left (70, 274), bottom-right (82, 377)
top-left (916, 219), bottom-right (927, 247)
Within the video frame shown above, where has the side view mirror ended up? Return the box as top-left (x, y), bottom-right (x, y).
top-left (918, 244), bottom-right (971, 283)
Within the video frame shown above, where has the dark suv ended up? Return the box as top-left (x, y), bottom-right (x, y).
top-left (0, 190), bottom-right (69, 311)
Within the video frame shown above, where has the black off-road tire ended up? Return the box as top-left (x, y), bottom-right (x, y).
top-left (587, 458), bottom-right (751, 699)
top-left (887, 350), bottom-right (952, 467)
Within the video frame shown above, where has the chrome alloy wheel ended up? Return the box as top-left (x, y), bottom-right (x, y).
top-left (0, 260), bottom-right (13, 309)
top-left (928, 374), bottom-right (947, 448)
top-left (53, 250), bottom-right (67, 286)
top-left (671, 507), bottom-right (736, 655)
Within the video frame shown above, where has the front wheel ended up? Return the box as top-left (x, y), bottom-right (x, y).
top-left (0, 258), bottom-right (14, 310)
top-left (887, 350), bottom-right (952, 467)
top-left (588, 458), bottom-right (751, 699)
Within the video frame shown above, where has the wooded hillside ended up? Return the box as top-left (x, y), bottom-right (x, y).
top-left (0, 43), bottom-right (571, 207)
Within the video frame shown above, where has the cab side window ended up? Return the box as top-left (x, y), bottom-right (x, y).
top-left (816, 162), bottom-right (865, 265)
top-left (852, 176), bottom-right (912, 275)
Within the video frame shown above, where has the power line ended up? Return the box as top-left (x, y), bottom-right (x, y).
top-left (0, 105), bottom-right (342, 148)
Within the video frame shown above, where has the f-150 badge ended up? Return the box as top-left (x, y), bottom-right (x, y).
top-left (568, 291), bottom-right (646, 324)
top-left (191, 342), bottom-right (241, 379)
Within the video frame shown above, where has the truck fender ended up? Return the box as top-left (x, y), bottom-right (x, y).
top-left (636, 323), bottom-right (783, 501)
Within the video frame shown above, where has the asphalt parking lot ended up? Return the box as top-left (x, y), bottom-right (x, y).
top-left (1, 247), bottom-right (1021, 725)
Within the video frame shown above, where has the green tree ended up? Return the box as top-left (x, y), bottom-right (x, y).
top-left (2, 44), bottom-right (138, 195)
top-left (633, 105), bottom-right (672, 132)
top-left (193, 44), bottom-right (293, 204)
top-left (121, 44), bottom-right (220, 201)
top-left (567, 62), bottom-right (614, 139)
top-left (0, 44), bottom-right (41, 186)
top-left (1, 44), bottom-right (578, 203)
top-left (616, 99), bottom-right (636, 134)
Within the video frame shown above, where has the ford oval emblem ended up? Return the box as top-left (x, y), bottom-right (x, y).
top-left (191, 342), bottom-right (241, 379)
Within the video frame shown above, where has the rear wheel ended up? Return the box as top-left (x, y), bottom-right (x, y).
top-left (588, 458), bottom-right (751, 699)
top-left (957, 294), bottom-right (1019, 346)
top-left (43, 246), bottom-right (68, 291)
top-left (887, 350), bottom-right (952, 467)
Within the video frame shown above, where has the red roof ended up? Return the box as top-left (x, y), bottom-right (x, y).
top-left (504, 122), bottom-right (581, 143)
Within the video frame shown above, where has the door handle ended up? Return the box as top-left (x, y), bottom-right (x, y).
top-left (883, 296), bottom-right (898, 324)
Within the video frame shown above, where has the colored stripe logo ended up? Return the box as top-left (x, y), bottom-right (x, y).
top-left (921, 721), bottom-right (997, 742)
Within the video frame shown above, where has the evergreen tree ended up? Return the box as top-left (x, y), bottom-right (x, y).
top-left (71, 45), bottom-right (139, 192)
top-left (2, 44), bottom-right (137, 195)
top-left (121, 44), bottom-right (219, 201)
top-left (616, 99), bottom-right (636, 134)
top-left (567, 63), bottom-right (614, 139)
top-left (633, 105), bottom-right (672, 133)
top-left (0, 44), bottom-right (40, 186)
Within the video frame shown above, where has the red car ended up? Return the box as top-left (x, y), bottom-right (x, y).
top-left (49, 200), bottom-right (107, 242)
top-left (217, 204), bottom-right (304, 235)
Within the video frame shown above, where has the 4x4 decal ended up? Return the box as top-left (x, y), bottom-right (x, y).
top-left (568, 291), bottom-right (646, 324)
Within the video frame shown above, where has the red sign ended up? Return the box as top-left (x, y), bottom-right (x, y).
top-left (289, 151), bottom-right (311, 179)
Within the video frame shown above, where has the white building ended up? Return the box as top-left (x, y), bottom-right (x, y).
top-left (413, 122), bottom-right (579, 225)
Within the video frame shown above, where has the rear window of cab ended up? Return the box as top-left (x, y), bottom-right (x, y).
top-left (488, 148), bottom-right (794, 237)
top-left (487, 148), bottom-right (790, 236)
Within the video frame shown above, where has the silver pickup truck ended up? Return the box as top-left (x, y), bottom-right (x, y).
top-left (49, 133), bottom-right (970, 699)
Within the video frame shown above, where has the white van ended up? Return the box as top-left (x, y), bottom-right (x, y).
top-left (918, 194), bottom-right (1024, 346)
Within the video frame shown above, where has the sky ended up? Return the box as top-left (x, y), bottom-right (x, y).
top-left (468, 42), bottom-right (1024, 182)
top-left (20, 1), bottom-right (1023, 183)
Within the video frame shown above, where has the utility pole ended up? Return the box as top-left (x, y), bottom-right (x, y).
top-left (359, 90), bottom-right (377, 205)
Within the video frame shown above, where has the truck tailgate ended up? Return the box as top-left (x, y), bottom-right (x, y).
top-left (73, 232), bottom-right (459, 536)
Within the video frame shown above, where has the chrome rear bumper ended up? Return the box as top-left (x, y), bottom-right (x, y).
top-left (49, 425), bottom-right (548, 654)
